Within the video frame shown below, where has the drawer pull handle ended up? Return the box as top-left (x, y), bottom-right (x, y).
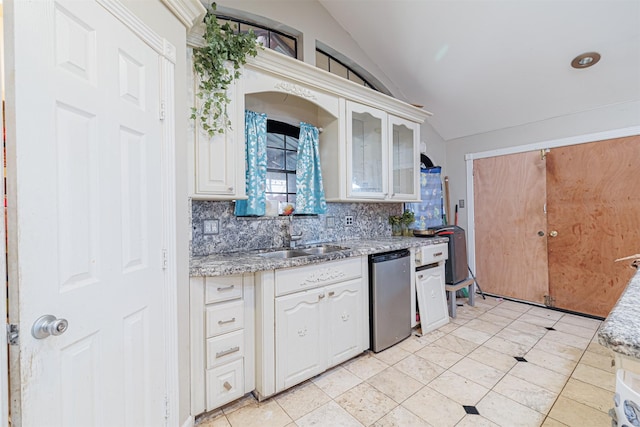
top-left (318, 294), bottom-right (325, 300)
top-left (218, 317), bottom-right (236, 325)
top-left (418, 274), bottom-right (424, 279)
top-left (217, 285), bottom-right (235, 291)
top-left (223, 381), bottom-right (232, 391)
top-left (328, 291), bottom-right (335, 297)
top-left (216, 346), bottom-right (240, 358)
top-left (433, 252), bottom-right (443, 257)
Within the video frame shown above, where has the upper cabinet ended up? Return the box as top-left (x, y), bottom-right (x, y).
top-left (187, 47), bottom-right (431, 201)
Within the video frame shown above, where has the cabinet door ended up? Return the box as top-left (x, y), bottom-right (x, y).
top-left (389, 115), bottom-right (419, 201)
top-left (346, 101), bottom-right (388, 199)
top-left (416, 265), bottom-right (449, 334)
top-left (326, 278), bottom-right (365, 367)
top-left (275, 288), bottom-right (326, 391)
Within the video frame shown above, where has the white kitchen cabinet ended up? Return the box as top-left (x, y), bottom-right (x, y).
top-left (188, 49), bottom-right (246, 200)
top-left (416, 263), bottom-right (449, 334)
top-left (256, 256), bottom-right (369, 399)
top-left (190, 274), bottom-right (255, 415)
top-left (389, 115), bottom-right (420, 201)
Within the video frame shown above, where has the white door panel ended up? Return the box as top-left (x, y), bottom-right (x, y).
top-left (6, 0), bottom-right (170, 425)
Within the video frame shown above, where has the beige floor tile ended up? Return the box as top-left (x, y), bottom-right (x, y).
top-left (226, 399), bottom-right (293, 427)
top-left (476, 390), bottom-right (546, 427)
top-left (366, 366), bottom-right (424, 403)
top-left (455, 414), bottom-right (500, 426)
top-left (483, 336), bottom-right (530, 357)
top-left (557, 314), bottom-right (601, 331)
top-left (433, 334), bottom-right (479, 355)
top-left (402, 387), bottom-right (466, 427)
top-left (498, 300), bottom-right (532, 313)
top-left (544, 330), bottom-right (591, 350)
top-left (428, 370), bottom-right (489, 405)
top-left (373, 343), bottom-right (412, 365)
top-left (570, 363), bottom-right (616, 392)
top-left (551, 321), bottom-right (597, 340)
top-left (517, 313), bottom-right (557, 328)
top-left (495, 327), bottom-right (541, 349)
top-left (478, 312), bottom-right (514, 327)
top-left (533, 338), bottom-right (585, 362)
top-left (311, 366), bottom-right (362, 399)
top-left (526, 306), bottom-right (564, 321)
top-left (450, 325), bottom-right (494, 345)
top-left (488, 306), bottom-right (523, 320)
top-left (578, 350), bottom-right (616, 373)
top-left (586, 341), bottom-right (614, 357)
top-left (540, 417), bottom-right (569, 426)
top-left (335, 382), bottom-right (398, 426)
top-left (493, 374), bottom-right (558, 413)
top-left (465, 318), bottom-right (506, 335)
top-left (450, 315), bottom-right (472, 326)
top-left (547, 396), bottom-right (611, 427)
top-left (468, 345), bottom-right (518, 372)
top-left (221, 394), bottom-right (259, 415)
top-left (524, 348), bottom-right (578, 376)
top-left (478, 296), bottom-right (503, 307)
top-left (196, 410), bottom-right (230, 427)
top-left (509, 362), bottom-right (569, 393)
top-left (395, 334), bottom-right (431, 353)
top-left (449, 357), bottom-right (506, 389)
top-left (343, 352), bottom-right (389, 380)
top-left (422, 328), bottom-right (448, 342)
top-left (295, 401), bottom-right (363, 427)
top-left (372, 405), bottom-right (433, 427)
top-left (393, 354), bottom-right (445, 384)
top-left (274, 381), bottom-right (331, 420)
top-left (474, 300), bottom-right (502, 311)
top-left (560, 378), bottom-right (614, 413)
top-left (507, 319), bottom-right (549, 338)
top-left (415, 343), bottom-right (465, 369)
top-left (436, 322), bottom-right (460, 333)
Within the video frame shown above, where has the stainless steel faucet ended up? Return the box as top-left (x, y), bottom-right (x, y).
top-left (288, 216), bottom-right (303, 248)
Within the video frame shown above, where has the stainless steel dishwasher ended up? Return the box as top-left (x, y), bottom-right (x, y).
top-left (369, 249), bottom-right (412, 352)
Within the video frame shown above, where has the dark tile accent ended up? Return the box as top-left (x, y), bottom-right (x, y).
top-left (514, 356), bottom-right (528, 362)
top-left (545, 327), bottom-right (556, 331)
top-left (463, 405), bottom-right (480, 415)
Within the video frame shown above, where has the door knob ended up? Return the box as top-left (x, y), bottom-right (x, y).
top-left (32, 314), bottom-right (68, 339)
top-left (538, 231), bottom-right (545, 237)
top-left (549, 230), bottom-right (558, 237)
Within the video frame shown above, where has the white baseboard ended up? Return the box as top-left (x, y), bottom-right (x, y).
top-left (181, 415), bottom-right (195, 427)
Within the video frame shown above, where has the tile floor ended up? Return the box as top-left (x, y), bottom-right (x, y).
top-left (196, 296), bottom-right (616, 427)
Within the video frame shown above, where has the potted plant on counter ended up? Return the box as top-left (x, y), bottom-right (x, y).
top-left (388, 214), bottom-right (403, 236)
top-left (401, 210), bottom-right (415, 236)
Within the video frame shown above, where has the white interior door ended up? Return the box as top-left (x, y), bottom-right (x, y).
top-left (5, 1), bottom-right (172, 425)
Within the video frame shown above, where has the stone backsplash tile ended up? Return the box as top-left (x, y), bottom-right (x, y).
top-left (192, 201), bottom-right (403, 256)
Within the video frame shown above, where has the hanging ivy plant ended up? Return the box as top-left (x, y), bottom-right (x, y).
top-left (191, 4), bottom-right (261, 136)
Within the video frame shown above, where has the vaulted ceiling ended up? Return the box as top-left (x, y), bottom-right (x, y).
top-left (319, 0), bottom-right (640, 141)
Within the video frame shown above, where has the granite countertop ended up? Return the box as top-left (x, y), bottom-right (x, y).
top-left (190, 236), bottom-right (448, 277)
top-left (598, 269), bottom-right (640, 359)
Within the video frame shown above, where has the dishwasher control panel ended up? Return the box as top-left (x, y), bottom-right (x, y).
top-left (415, 243), bottom-right (448, 267)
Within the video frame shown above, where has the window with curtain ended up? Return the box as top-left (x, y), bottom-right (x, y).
top-left (265, 120), bottom-right (300, 209)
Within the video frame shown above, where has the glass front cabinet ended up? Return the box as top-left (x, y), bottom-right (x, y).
top-left (345, 101), bottom-right (419, 201)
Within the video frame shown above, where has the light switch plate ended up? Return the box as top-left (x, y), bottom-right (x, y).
top-left (326, 216), bottom-right (335, 229)
top-left (203, 219), bottom-right (219, 235)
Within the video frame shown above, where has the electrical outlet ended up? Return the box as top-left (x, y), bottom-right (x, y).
top-left (203, 219), bottom-right (219, 235)
top-left (345, 215), bottom-right (354, 226)
top-left (326, 216), bottom-right (335, 229)
top-left (459, 199), bottom-right (465, 208)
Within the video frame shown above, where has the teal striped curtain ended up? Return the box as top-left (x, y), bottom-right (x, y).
top-left (295, 122), bottom-right (327, 214)
top-left (234, 110), bottom-right (267, 216)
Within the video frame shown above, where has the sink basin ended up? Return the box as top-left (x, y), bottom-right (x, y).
top-left (259, 249), bottom-right (310, 259)
top-left (300, 245), bottom-right (345, 255)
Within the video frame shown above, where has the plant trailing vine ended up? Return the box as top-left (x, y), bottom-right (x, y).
top-left (191, 3), bottom-right (261, 136)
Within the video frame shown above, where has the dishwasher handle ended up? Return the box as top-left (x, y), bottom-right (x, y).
top-left (370, 249), bottom-right (410, 263)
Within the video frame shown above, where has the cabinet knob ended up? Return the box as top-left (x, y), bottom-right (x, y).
top-left (223, 381), bottom-right (232, 391)
top-left (228, 186), bottom-right (234, 192)
top-left (328, 291), bottom-right (335, 297)
top-left (318, 294), bottom-right (325, 300)
top-left (418, 274), bottom-right (424, 279)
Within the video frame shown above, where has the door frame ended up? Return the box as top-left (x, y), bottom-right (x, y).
top-left (3, 0), bottom-right (180, 424)
top-left (465, 125), bottom-right (640, 285)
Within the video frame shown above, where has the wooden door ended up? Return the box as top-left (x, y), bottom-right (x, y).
top-left (474, 151), bottom-right (549, 303)
top-left (546, 136), bottom-right (640, 317)
top-left (6, 1), bottom-right (173, 425)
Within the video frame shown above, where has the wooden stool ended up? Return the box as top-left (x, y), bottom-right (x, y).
top-left (445, 278), bottom-right (475, 318)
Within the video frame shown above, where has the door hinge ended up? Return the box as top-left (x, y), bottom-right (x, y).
top-left (162, 249), bottom-right (168, 270)
top-left (7, 323), bottom-right (19, 346)
top-left (543, 295), bottom-right (556, 307)
top-left (159, 102), bottom-right (166, 121)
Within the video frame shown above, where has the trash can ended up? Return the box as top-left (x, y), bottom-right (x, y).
top-left (612, 369), bottom-right (640, 426)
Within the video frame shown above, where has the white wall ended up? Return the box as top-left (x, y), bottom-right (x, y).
top-left (445, 100), bottom-right (640, 234)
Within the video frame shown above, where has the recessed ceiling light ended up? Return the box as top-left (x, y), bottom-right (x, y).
top-left (571, 52), bottom-right (601, 69)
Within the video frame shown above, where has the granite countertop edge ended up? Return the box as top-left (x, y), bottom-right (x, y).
top-left (597, 269), bottom-right (640, 360)
top-left (190, 236), bottom-right (448, 277)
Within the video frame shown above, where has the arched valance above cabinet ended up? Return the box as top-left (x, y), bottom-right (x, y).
top-left (188, 46), bottom-right (432, 202)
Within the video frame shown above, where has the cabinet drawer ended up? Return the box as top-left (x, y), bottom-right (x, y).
top-left (275, 257), bottom-right (362, 297)
top-left (206, 329), bottom-right (244, 369)
top-left (415, 243), bottom-right (448, 265)
top-left (205, 275), bottom-right (243, 304)
top-left (206, 359), bottom-right (244, 411)
top-left (206, 300), bottom-right (244, 338)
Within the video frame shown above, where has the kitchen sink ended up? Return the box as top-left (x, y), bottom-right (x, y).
top-left (259, 249), bottom-right (310, 259)
top-left (299, 245), bottom-right (345, 255)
